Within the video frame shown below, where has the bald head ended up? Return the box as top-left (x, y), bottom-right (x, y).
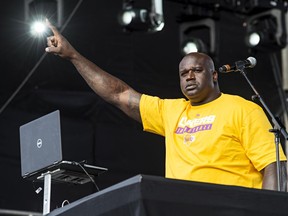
top-left (180, 52), bottom-right (215, 73)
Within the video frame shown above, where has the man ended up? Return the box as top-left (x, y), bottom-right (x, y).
top-left (45, 20), bottom-right (286, 190)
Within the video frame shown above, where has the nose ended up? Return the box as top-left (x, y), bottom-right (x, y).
top-left (187, 70), bottom-right (195, 80)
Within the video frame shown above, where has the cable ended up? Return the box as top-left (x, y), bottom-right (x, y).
top-left (73, 161), bottom-right (100, 191)
top-left (0, 0), bottom-right (84, 115)
top-left (61, 199), bottom-right (70, 207)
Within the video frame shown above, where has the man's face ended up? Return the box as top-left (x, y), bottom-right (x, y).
top-left (179, 53), bottom-right (218, 105)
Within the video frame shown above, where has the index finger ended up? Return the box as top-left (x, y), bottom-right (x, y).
top-left (46, 18), bottom-right (60, 36)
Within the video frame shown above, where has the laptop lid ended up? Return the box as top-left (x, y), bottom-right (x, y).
top-left (20, 110), bottom-right (62, 178)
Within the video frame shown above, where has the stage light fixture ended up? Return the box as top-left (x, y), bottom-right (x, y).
top-left (25, 0), bottom-right (64, 36)
top-left (119, 0), bottom-right (164, 32)
top-left (119, 8), bottom-right (150, 31)
top-left (179, 18), bottom-right (217, 56)
top-left (181, 37), bottom-right (207, 55)
top-left (247, 32), bottom-right (261, 47)
top-left (244, 8), bottom-right (287, 51)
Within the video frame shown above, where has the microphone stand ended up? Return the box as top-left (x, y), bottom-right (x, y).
top-left (235, 60), bottom-right (288, 192)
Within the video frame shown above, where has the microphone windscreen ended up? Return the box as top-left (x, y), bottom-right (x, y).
top-left (247, 57), bottom-right (257, 68)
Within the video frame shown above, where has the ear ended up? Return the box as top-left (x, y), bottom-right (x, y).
top-left (212, 70), bottom-right (218, 82)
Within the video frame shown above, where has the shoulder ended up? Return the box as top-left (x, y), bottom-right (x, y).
top-left (140, 94), bottom-right (189, 113)
top-left (141, 94), bottom-right (188, 104)
top-left (218, 93), bottom-right (265, 119)
top-left (221, 93), bottom-right (260, 109)
top-left (219, 93), bottom-right (269, 125)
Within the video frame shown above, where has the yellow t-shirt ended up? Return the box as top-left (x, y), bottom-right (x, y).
top-left (140, 93), bottom-right (286, 188)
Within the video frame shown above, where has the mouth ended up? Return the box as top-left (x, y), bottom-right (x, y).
top-left (185, 83), bottom-right (197, 91)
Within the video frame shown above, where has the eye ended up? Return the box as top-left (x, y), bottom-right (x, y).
top-left (180, 71), bottom-right (188, 77)
top-left (193, 68), bottom-right (202, 73)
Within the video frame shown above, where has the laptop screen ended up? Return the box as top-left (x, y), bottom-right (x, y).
top-left (19, 110), bottom-right (62, 178)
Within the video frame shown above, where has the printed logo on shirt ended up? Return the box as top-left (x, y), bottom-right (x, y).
top-left (175, 115), bottom-right (216, 146)
top-left (183, 134), bottom-right (195, 146)
top-left (175, 115), bottom-right (216, 134)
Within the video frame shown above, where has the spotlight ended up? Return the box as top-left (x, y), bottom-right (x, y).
top-left (179, 18), bottom-right (217, 56)
top-left (25, 0), bottom-right (64, 36)
top-left (181, 38), bottom-right (207, 55)
top-left (122, 10), bottom-right (142, 25)
top-left (244, 9), bottom-right (287, 51)
top-left (247, 32), bottom-right (261, 47)
top-left (119, 0), bottom-right (164, 32)
top-left (30, 20), bottom-right (47, 36)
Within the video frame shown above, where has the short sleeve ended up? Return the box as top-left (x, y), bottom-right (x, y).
top-left (140, 94), bottom-right (165, 136)
top-left (242, 106), bottom-right (286, 171)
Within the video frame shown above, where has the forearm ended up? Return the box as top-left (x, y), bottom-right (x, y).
top-left (71, 52), bottom-right (127, 102)
top-left (70, 52), bottom-right (142, 122)
top-left (262, 161), bottom-right (287, 191)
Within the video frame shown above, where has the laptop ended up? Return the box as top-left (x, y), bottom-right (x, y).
top-left (19, 110), bottom-right (107, 184)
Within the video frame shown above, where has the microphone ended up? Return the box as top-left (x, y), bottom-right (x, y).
top-left (219, 57), bottom-right (257, 73)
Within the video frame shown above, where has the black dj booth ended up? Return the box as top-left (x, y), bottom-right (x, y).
top-left (48, 174), bottom-right (288, 216)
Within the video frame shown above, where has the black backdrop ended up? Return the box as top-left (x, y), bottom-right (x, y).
top-left (0, 0), bottom-right (285, 213)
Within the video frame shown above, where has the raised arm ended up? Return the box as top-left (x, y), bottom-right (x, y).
top-left (45, 20), bottom-right (142, 122)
